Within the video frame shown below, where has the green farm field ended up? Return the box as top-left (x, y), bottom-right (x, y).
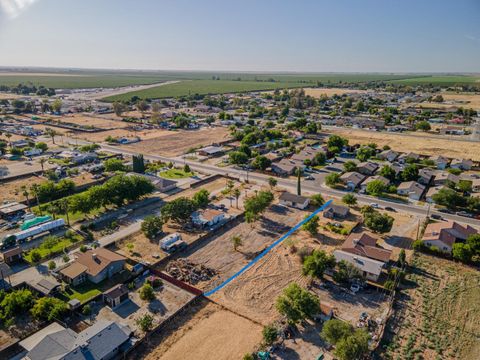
top-left (389, 75), bottom-right (480, 86)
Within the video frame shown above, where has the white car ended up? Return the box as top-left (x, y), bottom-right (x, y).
top-left (369, 203), bottom-right (380, 209)
top-left (350, 284), bottom-right (361, 293)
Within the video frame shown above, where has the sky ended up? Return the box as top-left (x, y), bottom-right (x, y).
top-left (0, 0), bottom-right (479, 73)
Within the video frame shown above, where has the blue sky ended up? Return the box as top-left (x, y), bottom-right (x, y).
top-left (0, 0), bottom-right (479, 72)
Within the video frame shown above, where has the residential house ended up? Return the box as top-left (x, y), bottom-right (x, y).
top-left (2, 246), bottom-right (22, 264)
top-left (357, 161), bottom-right (379, 176)
top-left (472, 178), bottom-right (480, 193)
top-left (430, 155), bottom-right (449, 170)
top-left (271, 159), bottom-right (298, 176)
top-left (398, 152), bottom-right (420, 164)
top-left (191, 208), bottom-right (226, 227)
top-left (59, 248), bottom-right (126, 286)
top-left (21, 321), bottom-right (132, 360)
top-left (418, 168), bottom-right (434, 186)
top-left (323, 204), bottom-right (350, 219)
top-left (360, 175), bottom-right (390, 192)
top-left (333, 232), bottom-right (392, 281)
top-left (397, 181), bottom-right (425, 200)
top-left (378, 149), bottom-right (398, 162)
top-left (30, 278), bottom-right (61, 297)
top-left (450, 159), bottom-right (473, 171)
top-left (279, 192), bottom-right (310, 210)
top-left (340, 172), bottom-right (366, 191)
top-left (128, 173), bottom-right (177, 193)
top-left (422, 221), bottom-right (477, 253)
top-left (104, 284), bottom-right (129, 308)
top-left (197, 145), bottom-right (225, 157)
top-left (433, 171), bottom-right (460, 186)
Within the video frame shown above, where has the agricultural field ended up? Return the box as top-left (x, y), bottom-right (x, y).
top-left (324, 127), bottom-right (480, 161)
top-left (136, 299), bottom-right (262, 360)
top-left (381, 254), bottom-right (480, 360)
top-left (388, 75), bottom-right (480, 86)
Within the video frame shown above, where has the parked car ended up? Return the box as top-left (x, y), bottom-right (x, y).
top-left (370, 203), bottom-right (380, 209)
top-left (305, 175), bottom-right (315, 180)
top-left (384, 206), bottom-right (396, 212)
top-left (431, 214), bottom-right (444, 220)
top-left (456, 211), bottom-right (474, 218)
top-left (350, 283), bottom-right (361, 293)
top-left (438, 208), bottom-right (454, 214)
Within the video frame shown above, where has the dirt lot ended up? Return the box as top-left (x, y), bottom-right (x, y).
top-left (138, 299), bottom-right (262, 360)
top-left (182, 204), bottom-right (309, 294)
top-left (326, 127), bottom-right (480, 160)
top-left (45, 113), bottom-right (129, 130)
top-left (121, 127), bottom-right (231, 157)
top-left (91, 276), bottom-right (195, 336)
top-left (304, 87), bottom-right (372, 97)
top-left (381, 254), bottom-right (480, 360)
top-left (415, 92), bottom-right (480, 111)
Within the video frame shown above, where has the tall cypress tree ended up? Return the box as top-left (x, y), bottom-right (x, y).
top-left (133, 154), bottom-right (145, 174)
top-left (297, 167), bottom-right (301, 196)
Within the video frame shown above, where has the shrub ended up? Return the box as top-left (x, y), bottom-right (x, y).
top-left (262, 324), bottom-right (278, 345)
top-left (139, 283), bottom-right (155, 301)
top-left (48, 261), bottom-right (56, 270)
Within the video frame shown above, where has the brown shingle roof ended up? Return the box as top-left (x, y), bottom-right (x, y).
top-left (341, 232), bottom-right (392, 262)
top-left (60, 262), bottom-right (88, 279)
top-left (74, 248), bottom-right (126, 277)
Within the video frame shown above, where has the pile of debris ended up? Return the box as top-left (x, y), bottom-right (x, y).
top-left (166, 259), bottom-right (216, 285)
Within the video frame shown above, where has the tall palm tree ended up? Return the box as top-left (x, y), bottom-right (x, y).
top-left (45, 128), bottom-right (59, 144)
top-left (58, 198), bottom-right (70, 226)
top-left (5, 133), bottom-right (12, 148)
top-left (233, 188), bottom-right (241, 209)
top-left (39, 158), bottom-right (46, 172)
top-left (21, 186), bottom-right (30, 208)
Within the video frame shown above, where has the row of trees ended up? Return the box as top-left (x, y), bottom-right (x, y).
top-left (160, 189), bottom-right (210, 226)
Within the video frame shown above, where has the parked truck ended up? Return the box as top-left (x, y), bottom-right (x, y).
top-left (20, 215), bottom-right (53, 231)
top-left (0, 219), bottom-right (65, 249)
top-left (159, 233), bottom-right (186, 253)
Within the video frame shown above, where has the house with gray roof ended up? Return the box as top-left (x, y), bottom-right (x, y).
top-left (22, 321), bottom-right (132, 360)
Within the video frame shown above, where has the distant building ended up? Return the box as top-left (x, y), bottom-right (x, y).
top-left (340, 172), bottom-right (366, 190)
top-left (279, 192), bottom-right (310, 210)
top-left (191, 208), bottom-right (226, 227)
top-left (422, 221), bottom-right (477, 253)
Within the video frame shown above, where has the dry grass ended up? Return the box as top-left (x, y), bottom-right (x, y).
top-left (140, 300), bottom-right (262, 360)
top-left (326, 127), bottom-right (480, 160)
top-left (121, 127), bottom-right (231, 157)
top-left (45, 113), bottom-right (129, 130)
top-left (304, 87), bottom-right (372, 98)
top-left (415, 92), bottom-right (480, 111)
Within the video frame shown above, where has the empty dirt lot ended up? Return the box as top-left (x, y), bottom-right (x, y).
top-left (121, 127), bottom-right (231, 156)
top-left (137, 299), bottom-right (262, 360)
top-left (304, 87), bottom-right (373, 97)
top-left (326, 127), bottom-right (480, 161)
top-left (45, 113), bottom-right (129, 130)
top-left (181, 204), bottom-right (309, 293)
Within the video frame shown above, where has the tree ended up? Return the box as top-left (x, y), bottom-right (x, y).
top-left (244, 190), bottom-right (274, 224)
top-left (366, 179), bottom-right (387, 196)
top-left (104, 158), bottom-right (126, 172)
top-left (30, 249), bottom-right (42, 263)
top-left (327, 135), bottom-right (348, 153)
top-left (343, 161), bottom-right (357, 172)
top-left (452, 243), bottom-right (472, 263)
top-left (342, 193), bottom-right (357, 206)
top-left (310, 194), bottom-right (324, 207)
top-left (35, 142), bottom-right (48, 152)
top-left (321, 319), bottom-right (353, 345)
top-left (48, 261), bottom-right (56, 270)
top-left (334, 329), bottom-right (370, 360)
top-left (112, 102), bottom-right (127, 117)
top-left (161, 197), bottom-right (195, 225)
top-left (31, 297), bottom-right (67, 321)
top-left (333, 260), bottom-right (361, 284)
top-left (132, 154), bottom-right (145, 174)
top-left (252, 155), bottom-right (272, 171)
top-left (139, 283), bottom-right (155, 301)
top-left (45, 127), bottom-right (59, 144)
top-left (183, 164), bottom-right (191, 173)
top-left (364, 210), bottom-right (394, 233)
top-left (398, 249), bottom-right (406, 267)
top-left (50, 98), bottom-right (62, 113)
top-left (268, 177), bottom-right (277, 189)
top-left (231, 235), bottom-right (243, 251)
top-left (313, 151), bottom-right (326, 166)
top-left (415, 120), bottom-right (431, 131)
top-left (136, 100), bottom-right (149, 114)
top-left (302, 249), bottom-right (336, 279)
top-left (401, 164), bottom-right (419, 182)
top-left (136, 314), bottom-right (154, 332)
top-left (233, 188), bottom-right (241, 209)
top-left (325, 173), bottom-right (341, 187)
top-left (356, 146), bottom-right (376, 162)
top-left (379, 165), bottom-right (396, 182)
top-left (275, 283), bottom-right (320, 324)
top-left (262, 325), bottom-right (278, 345)
top-left (192, 189), bottom-right (210, 208)
top-left (302, 215), bottom-right (320, 236)
top-left (229, 151), bottom-right (249, 165)
top-left (432, 188), bottom-right (466, 210)
top-left (141, 215), bottom-right (164, 239)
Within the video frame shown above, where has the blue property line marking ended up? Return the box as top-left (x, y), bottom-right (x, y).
top-left (204, 199), bottom-right (333, 297)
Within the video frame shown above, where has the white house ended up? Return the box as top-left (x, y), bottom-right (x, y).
top-left (279, 192), bottom-right (310, 210)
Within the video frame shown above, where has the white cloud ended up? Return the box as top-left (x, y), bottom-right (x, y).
top-left (0, 0), bottom-right (37, 19)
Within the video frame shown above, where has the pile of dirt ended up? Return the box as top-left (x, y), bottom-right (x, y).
top-left (166, 259), bottom-right (217, 285)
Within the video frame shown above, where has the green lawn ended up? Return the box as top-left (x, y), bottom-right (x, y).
top-left (57, 270), bottom-right (133, 304)
top-left (160, 168), bottom-right (195, 179)
top-left (32, 197), bottom-right (104, 224)
top-left (23, 235), bottom-right (82, 263)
